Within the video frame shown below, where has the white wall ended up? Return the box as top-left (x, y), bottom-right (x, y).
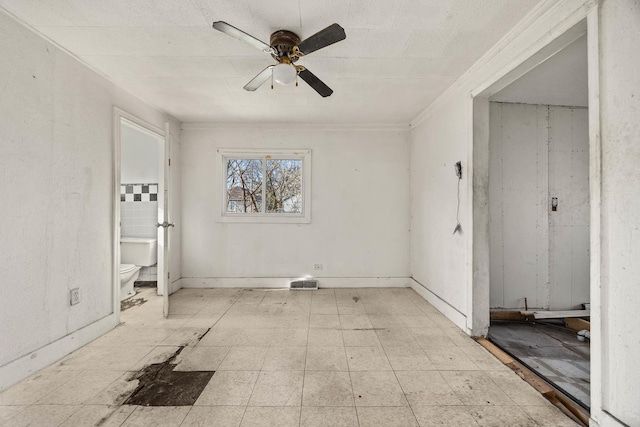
top-left (180, 125), bottom-right (410, 287)
top-left (0, 10), bottom-right (181, 389)
top-left (411, 95), bottom-right (470, 323)
top-left (596, 1), bottom-right (640, 425)
top-left (489, 103), bottom-right (589, 310)
top-left (409, 0), bottom-right (640, 424)
top-left (410, 0), bottom-right (591, 333)
top-left (121, 123), bottom-right (160, 184)
top-left (492, 35), bottom-right (588, 107)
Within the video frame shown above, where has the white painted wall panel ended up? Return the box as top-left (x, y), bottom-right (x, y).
top-left (548, 106), bottom-right (589, 309)
top-left (180, 126), bottom-right (410, 282)
top-left (121, 124), bottom-right (160, 184)
top-left (0, 10), bottom-right (180, 383)
top-left (410, 95), bottom-right (469, 316)
top-left (489, 103), bottom-right (549, 309)
top-left (489, 103), bottom-right (588, 310)
top-left (599, 1), bottom-right (640, 424)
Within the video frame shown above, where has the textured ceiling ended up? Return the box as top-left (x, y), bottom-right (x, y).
top-left (1, 0), bottom-right (541, 124)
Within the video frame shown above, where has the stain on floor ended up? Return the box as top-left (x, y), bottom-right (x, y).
top-left (124, 347), bottom-right (214, 406)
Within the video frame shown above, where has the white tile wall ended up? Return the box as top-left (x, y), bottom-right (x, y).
top-left (121, 201), bottom-right (158, 238)
top-left (138, 265), bottom-right (157, 282)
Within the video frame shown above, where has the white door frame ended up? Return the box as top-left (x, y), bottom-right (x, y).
top-left (468, 6), bottom-right (617, 425)
top-left (112, 107), bottom-right (169, 320)
top-left (469, 14), bottom-right (594, 336)
top-left (161, 122), bottom-right (172, 317)
top-left (469, 7), bottom-right (606, 425)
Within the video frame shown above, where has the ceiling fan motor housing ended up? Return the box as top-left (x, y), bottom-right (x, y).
top-left (270, 30), bottom-right (301, 62)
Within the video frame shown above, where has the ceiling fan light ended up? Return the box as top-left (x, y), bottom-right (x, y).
top-left (273, 63), bottom-right (297, 85)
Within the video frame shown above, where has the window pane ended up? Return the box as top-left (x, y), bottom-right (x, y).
top-left (226, 159), bottom-right (262, 213)
top-left (266, 159), bottom-right (302, 213)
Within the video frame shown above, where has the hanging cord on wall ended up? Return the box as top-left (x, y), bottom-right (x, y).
top-left (453, 161), bottom-right (462, 234)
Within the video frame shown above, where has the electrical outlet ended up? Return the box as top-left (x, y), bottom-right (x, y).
top-left (70, 288), bottom-right (81, 306)
top-left (314, 264), bottom-right (323, 271)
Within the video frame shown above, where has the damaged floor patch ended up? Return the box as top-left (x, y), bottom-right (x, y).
top-left (124, 346), bottom-right (214, 406)
top-left (120, 297), bottom-right (146, 312)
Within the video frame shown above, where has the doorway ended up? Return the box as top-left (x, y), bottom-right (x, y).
top-left (113, 108), bottom-right (171, 318)
top-left (485, 32), bottom-right (590, 312)
top-left (487, 102), bottom-right (591, 409)
top-left (476, 30), bottom-right (592, 410)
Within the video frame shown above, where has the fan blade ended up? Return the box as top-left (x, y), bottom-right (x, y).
top-left (297, 23), bottom-right (346, 55)
top-left (299, 68), bottom-right (333, 97)
top-left (212, 21), bottom-right (274, 54)
top-left (243, 66), bottom-right (274, 91)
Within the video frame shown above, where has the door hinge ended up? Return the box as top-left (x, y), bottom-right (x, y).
top-left (168, 158), bottom-right (171, 166)
top-left (168, 272), bottom-right (170, 280)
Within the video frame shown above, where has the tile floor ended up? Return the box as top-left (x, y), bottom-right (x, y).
top-left (0, 287), bottom-right (579, 426)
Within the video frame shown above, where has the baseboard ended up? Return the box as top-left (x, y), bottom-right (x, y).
top-left (409, 278), bottom-right (468, 332)
top-left (179, 277), bottom-right (412, 289)
top-left (169, 278), bottom-right (182, 295)
top-left (314, 277), bottom-right (411, 288)
top-left (0, 313), bottom-right (118, 392)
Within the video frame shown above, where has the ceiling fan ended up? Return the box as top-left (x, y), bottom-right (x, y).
top-left (212, 21), bottom-right (346, 97)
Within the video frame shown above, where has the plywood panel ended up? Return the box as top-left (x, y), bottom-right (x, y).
top-left (549, 107), bottom-right (590, 310)
top-left (489, 102), bottom-right (549, 309)
top-left (490, 103), bottom-right (588, 311)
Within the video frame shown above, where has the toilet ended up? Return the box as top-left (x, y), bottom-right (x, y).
top-left (120, 264), bottom-right (142, 300)
top-left (120, 237), bottom-right (158, 301)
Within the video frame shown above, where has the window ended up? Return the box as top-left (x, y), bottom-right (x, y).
top-left (217, 149), bottom-right (311, 223)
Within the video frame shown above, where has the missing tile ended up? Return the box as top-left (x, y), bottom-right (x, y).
top-left (120, 297), bottom-right (147, 312)
top-left (124, 346), bottom-right (214, 406)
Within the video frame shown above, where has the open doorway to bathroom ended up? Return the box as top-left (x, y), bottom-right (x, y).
top-left (114, 109), bottom-right (171, 318)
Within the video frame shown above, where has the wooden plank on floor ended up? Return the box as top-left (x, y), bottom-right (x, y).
top-left (532, 310), bottom-right (590, 319)
top-left (476, 337), bottom-right (514, 364)
top-left (555, 392), bottom-right (591, 426)
top-left (475, 337), bottom-right (590, 427)
top-left (490, 311), bottom-right (534, 321)
top-left (565, 318), bottom-right (590, 331)
top-left (477, 338), bottom-right (555, 395)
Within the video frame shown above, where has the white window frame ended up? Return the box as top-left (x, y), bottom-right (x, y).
top-left (216, 148), bottom-right (311, 223)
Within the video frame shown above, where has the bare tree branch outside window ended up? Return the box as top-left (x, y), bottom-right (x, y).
top-left (226, 157), bottom-right (302, 214)
top-left (226, 159), bottom-right (262, 213)
top-left (266, 159), bottom-right (302, 213)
